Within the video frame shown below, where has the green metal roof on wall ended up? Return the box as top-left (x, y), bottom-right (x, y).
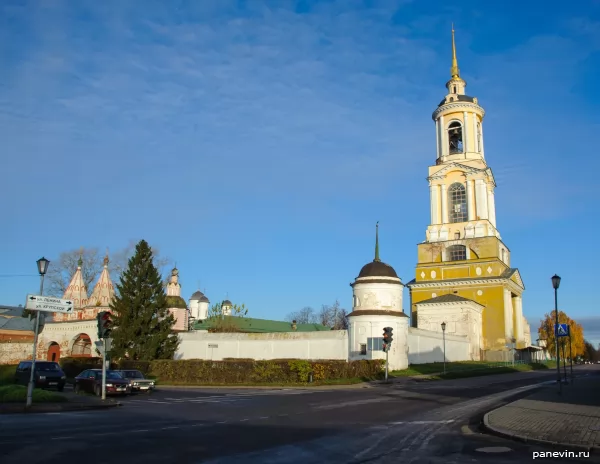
top-left (193, 316), bottom-right (331, 333)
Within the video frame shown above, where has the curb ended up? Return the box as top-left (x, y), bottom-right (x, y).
top-left (482, 407), bottom-right (599, 453)
top-left (0, 401), bottom-right (122, 414)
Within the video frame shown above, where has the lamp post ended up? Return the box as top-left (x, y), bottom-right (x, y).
top-left (512, 338), bottom-right (516, 367)
top-left (441, 322), bottom-right (447, 374)
top-left (26, 257), bottom-right (50, 409)
top-left (551, 274), bottom-right (561, 394)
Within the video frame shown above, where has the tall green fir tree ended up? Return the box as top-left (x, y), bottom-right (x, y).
top-left (110, 240), bottom-right (179, 360)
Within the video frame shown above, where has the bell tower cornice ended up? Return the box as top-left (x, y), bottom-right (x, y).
top-left (432, 101), bottom-right (484, 121)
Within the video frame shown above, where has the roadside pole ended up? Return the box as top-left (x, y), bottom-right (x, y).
top-left (385, 345), bottom-right (389, 381)
top-left (26, 271), bottom-right (46, 409)
top-left (25, 310), bottom-right (41, 409)
top-left (102, 338), bottom-right (107, 400)
top-left (568, 334), bottom-right (573, 384)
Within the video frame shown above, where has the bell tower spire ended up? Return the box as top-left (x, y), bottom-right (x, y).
top-left (450, 24), bottom-right (460, 78)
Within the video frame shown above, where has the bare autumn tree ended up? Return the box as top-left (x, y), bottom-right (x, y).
top-left (318, 300), bottom-right (349, 330)
top-left (45, 243), bottom-right (171, 298)
top-left (285, 307), bottom-right (317, 324)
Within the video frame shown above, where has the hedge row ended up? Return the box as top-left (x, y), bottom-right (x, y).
top-left (57, 357), bottom-right (385, 384)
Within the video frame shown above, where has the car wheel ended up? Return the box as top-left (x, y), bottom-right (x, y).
top-left (146, 389), bottom-right (152, 394)
top-left (95, 385), bottom-right (101, 396)
top-left (74, 383), bottom-right (80, 394)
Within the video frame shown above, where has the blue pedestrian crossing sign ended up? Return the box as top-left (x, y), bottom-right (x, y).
top-left (555, 323), bottom-right (569, 337)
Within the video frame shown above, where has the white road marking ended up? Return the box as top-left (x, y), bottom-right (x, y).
top-left (161, 426), bottom-right (179, 430)
top-left (390, 420), bottom-right (455, 425)
top-left (258, 416), bottom-right (269, 419)
top-left (132, 429), bottom-right (149, 432)
top-left (314, 398), bottom-right (389, 410)
top-left (51, 436), bottom-right (74, 440)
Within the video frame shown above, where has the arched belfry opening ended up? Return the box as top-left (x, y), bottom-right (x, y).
top-left (448, 121), bottom-right (463, 154)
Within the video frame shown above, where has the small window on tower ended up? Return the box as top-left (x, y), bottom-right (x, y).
top-left (453, 85), bottom-right (456, 93)
top-left (448, 121), bottom-right (463, 154)
top-left (447, 245), bottom-right (467, 261)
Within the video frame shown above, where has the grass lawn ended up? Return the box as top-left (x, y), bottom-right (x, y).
top-left (391, 360), bottom-right (558, 380)
top-left (0, 364), bottom-right (16, 386)
top-left (155, 377), bottom-right (368, 387)
top-left (0, 385), bottom-right (67, 403)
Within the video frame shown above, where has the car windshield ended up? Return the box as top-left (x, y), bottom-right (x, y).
top-left (123, 371), bottom-right (144, 379)
top-left (99, 371), bottom-right (123, 380)
top-left (35, 362), bottom-right (61, 371)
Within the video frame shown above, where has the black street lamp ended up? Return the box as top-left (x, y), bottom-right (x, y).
top-left (441, 322), bottom-right (447, 374)
top-left (36, 257), bottom-right (50, 276)
top-left (551, 274), bottom-right (561, 394)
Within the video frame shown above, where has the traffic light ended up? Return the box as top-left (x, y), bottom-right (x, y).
top-left (97, 311), bottom-right (112, 339)
top-left (383, 327), bottom-right (393, 351)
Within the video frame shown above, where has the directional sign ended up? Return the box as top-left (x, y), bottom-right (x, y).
top-left (25, 294), bottom-right (74, 314)
top-left (555, 323), bottom-right (569, 337)
top-left (95, 341), bottom-right (104, 356)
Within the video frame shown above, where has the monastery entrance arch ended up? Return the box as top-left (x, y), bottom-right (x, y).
top-left (47, 342), bottom-right (60, 362)
top-left (71, 333), bottom-right (92, 357)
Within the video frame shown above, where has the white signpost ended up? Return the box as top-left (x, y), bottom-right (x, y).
top-left (25, 295), bottom-right (74, 314)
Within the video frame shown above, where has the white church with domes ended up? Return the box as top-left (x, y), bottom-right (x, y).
top-left (1, 29), bottom-right (541, 369)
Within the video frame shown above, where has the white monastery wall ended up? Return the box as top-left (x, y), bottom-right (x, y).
top-left (176, 330), bottom-right (348, 361)
top-left (0, 340), bottom-right (33, 364)
top-left (407, 327), bottom-right (471, 364)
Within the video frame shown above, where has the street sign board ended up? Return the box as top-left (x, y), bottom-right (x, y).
top-left (25, 294), bottom-right (74, 314)
top-left (95, 341), bottom-right (104, 355)
top-left (555, 323), bottom-right (569, 337)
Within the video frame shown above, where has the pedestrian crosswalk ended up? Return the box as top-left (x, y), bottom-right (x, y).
top-left (126, 389), bottom-right (333, 406)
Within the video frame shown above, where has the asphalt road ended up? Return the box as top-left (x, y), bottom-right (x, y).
top-left (1, 365), bottom-right (598, 464)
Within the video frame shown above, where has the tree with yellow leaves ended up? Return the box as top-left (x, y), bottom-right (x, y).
top-left (537, 310), bottom-right (585, 359)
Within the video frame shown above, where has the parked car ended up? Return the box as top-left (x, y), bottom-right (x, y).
top-left (115, 369), bottom-right (156, 393)
top-left (14, 361), bottom-right (66, 391)
top-left (74, 369), bottom-right (131, 396)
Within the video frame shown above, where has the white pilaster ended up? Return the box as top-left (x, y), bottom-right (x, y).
top-left (440, 115), bottom-right (446, 158)
top-left (430, 184), bottom-right (438, 224)
top-left (514, 296), bottom-right (524, 345)
top-left (463, 111), bottom-right (468, 153)
top-left (435, 119), bottom-right (440, 159)
top-left (472, 114), bottom-right (478, 152)
top-left (466, 179), bottom-right (475, 221)
top-left (480, 122), bottom-right (485, 159)
top-left (503, 288), bottom-right (514, 341)
top-left (487, 186), bottom-right (497, 227)
top-left (440, 184), bottom-right (448, 223)
top-left (475, 179), bottom-right (489, 220)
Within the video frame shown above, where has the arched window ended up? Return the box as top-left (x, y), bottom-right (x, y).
top-left (477, 122), bottom-right (482, 152)
top-left (448, 121), bottom-right (463, 154)
top-left (447, 245), bottom-right (467, 261)
top-left (448, 182), bottom-right (467, 223)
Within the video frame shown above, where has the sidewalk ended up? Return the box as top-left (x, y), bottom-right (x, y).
top-left (483, 374), bottom-right (600, 452)
top-left (0, 391), bottom-right (121, 414)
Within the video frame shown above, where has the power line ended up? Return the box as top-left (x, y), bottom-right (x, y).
top-left (0, 274), bottom-right (38, 277)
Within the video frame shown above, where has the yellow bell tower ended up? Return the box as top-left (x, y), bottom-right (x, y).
top-left (406, 27), bottom-right (530, 356)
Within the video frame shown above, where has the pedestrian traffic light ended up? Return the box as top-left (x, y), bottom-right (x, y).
top-left (97, 311), bottom-right (112, 339)
top-left (383, 327), bottom-right (393, 349)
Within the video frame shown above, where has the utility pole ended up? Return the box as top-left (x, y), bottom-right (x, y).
top-left (102, 338), bottom-right (107, 400)
top-left (385, 344), bottom-right (389, 381)
top-left (569, 333), bottom-right (573, 384)
top-left (26, 257), bottom-right (50, 409)
top-left (551, 275), bottom-right (562, 394)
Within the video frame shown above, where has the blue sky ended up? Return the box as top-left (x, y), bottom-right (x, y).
top-left (1, 1), bottom-right (599, 344)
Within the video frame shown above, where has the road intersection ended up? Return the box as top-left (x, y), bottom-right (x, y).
top-left (1, 365), bottom-right (597, 463)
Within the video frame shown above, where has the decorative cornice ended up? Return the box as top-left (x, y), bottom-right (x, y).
top-left (348, 310), bottom-right (408, 318)
top-left (432, 102), bottom-right (485, 121)
top-left (406, 277), bottom-right (524, 293)
top-left (350, 278), bottom-right (404, 287)
top-left (415, 300), bottom-right (484, 309)
top-left (427, 162), bottom-right (491, 181)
